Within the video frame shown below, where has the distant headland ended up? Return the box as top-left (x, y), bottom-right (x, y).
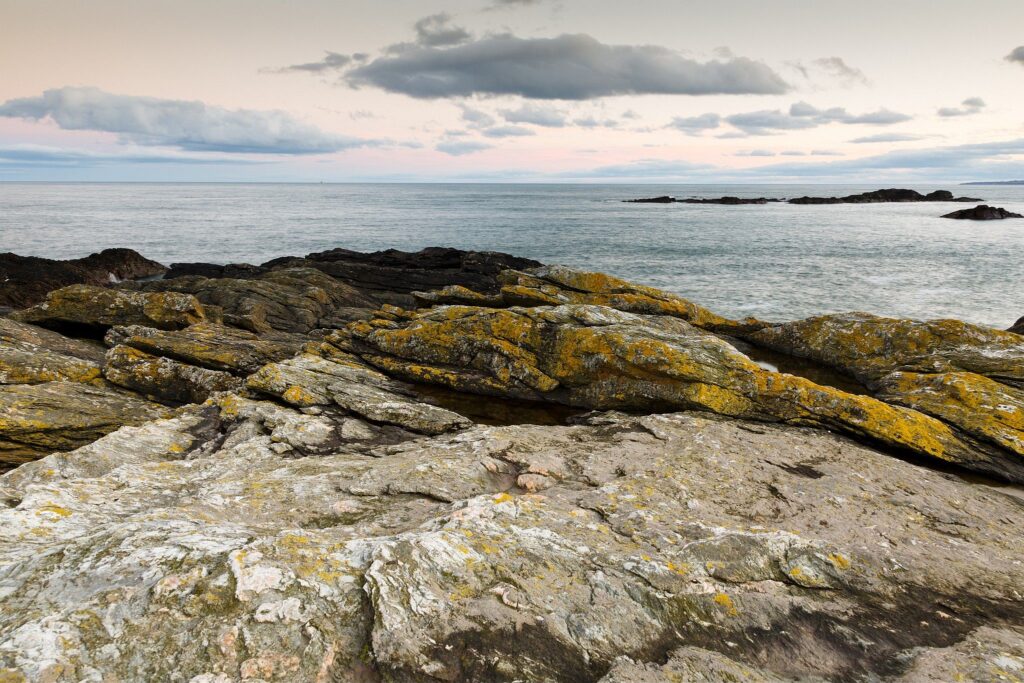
top-left (961, 180), bottom-right (1024, 185)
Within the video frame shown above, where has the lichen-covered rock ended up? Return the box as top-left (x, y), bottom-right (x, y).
top-left (599, 647), bottom-right (798, 682)
top-left (133, 268), bottom-right (376, 334)
top-left (747, 312), bottom-right (1024, 388)
top-left (11, 285), bottom-right (206, 333)
top-left (876, 371), bottom-right (1024, 475)
top-left (104, 322), bottom-right (304, 375)
top-left (103, 344), bottom-right (241, 404)
top-left (339, 303), bottom-right (1020, 479)
top-left (3, 409), bottom-right (1020, 681)
top-left (0, 319), bottom-right (103, 385)
top-left (0, 382), bottom-right (169, 464)
top-left (247, 353), bottom-right (473, 435)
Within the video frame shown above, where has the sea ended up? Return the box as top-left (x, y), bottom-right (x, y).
top-left (1, 182), bottom-right (1022, 328)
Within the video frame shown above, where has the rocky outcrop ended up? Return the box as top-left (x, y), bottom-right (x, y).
top-left (11, 285), bottom-right (206, 335)
top-left (1, 405), bottom-right (1022, 681)
top-left (789, 188), bottom-right (983, 204)
top-left (0, 318), bottom-right (105, 385)
top-left (942, 205), bottom-right (1023, 220)
top-left (624, 196), bottom-right (778, 205)
top-left (0, 248), bottom-right (165, 308)
top-left (131, 268), bottom-right (376, 333)
top-left (0, 382), bottom-right (168, 464)
top-left (103, 344), bottom-right (242, 405)
top-left (1011, 315), bottom-right (1024, 334)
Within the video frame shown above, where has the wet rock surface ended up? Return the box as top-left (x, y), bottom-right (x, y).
top-left (2, 246), bottom-right (1024, 681)
top-left (0, 248), bottom-right (166, 309)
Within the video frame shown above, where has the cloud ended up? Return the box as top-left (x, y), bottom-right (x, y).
top-left (459, 105), bottom-right (496, 128)
top-left (500, 103), bottom-right (567, 127)
top-left (480, 125), bottom-right (535, 138)
top-left (812, 57), bottom-right (869, 86)
top-left (556, 158), bottom-right (711, 179)
top-left (271, 51), bottom-right (354, 74)
top-left (572, 116), bottom-right (618, 128)
top-left (413, 13), bottom-right (472, 47)
top-left (435, 139), bottom-right (493, 155)
top-left (735, 149), bottom-right (776, 157)
top-left (667, 113), bottom-right (721, 134)
top-left (0, 87), bottom-right (376, 155)
top-left (345, 33), bottom-right (788, 99)
top-left (850, 133), bottom-right (926, 144)
top-left (0, 144), bottom-right (265, 167)
top-left (1006, 46), bottom-right (1024, 65)
top-left (726, 101), bottom-right (912, 135)
top-left (937, 97), bottom-right (986, 117)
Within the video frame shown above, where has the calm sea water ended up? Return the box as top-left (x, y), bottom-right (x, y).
top-left (1, 182), bottom-right (1022, 328)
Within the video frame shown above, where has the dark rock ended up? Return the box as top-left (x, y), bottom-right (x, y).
top-left (625, 196), bottom-right (779, 205)
top-left (164, 262), bottom-right (263, 280)
top-left (1010, 316), bottom-right (1024, 335)
top-left (0, 249), bottom-right (166, 308)
top-left (941, 205), bottom-right (1024, 220)
top-left (789, 189), bottom-right (984, 205)
top-left (624, 196), bottom-right (676, 203)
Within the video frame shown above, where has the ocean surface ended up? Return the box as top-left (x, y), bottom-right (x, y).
top-left (1, 182), bottom-right (1022, 328)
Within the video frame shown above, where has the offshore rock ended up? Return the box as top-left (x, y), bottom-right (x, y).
top-left (0, 248), bottom-right (166, 309)
top-left (338, 303), bottom-right (1023, 479)
top-left (746, 312), bottom-right (1024, 388)
top-left (247, 352), bottom-right (473, 435)
top-left (104, 323), bottom-right (305, 375)
top-left (103, 344), bottom-right (242, 405)
top-left (941, 204), bottom-right (1024, 220)
top-left (1, 409), bottom-right (1021, 681)
top-left (0, 381), bottom-right (168, 464)
top-left (133, 268), bottom-right (376, 333)
top-left (11, 285), bottom-right (206, 334)
top-left (789, 188), bottom-right (982, 204)
top-left (0, 318), bottom-right (104, 385)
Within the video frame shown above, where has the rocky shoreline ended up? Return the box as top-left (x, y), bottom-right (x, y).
top-left (1, 246), bottom-right (1023, 681)
top-left (625, 188), bottom-right (986, 206)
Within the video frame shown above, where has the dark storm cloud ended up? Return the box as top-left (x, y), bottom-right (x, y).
top-left (345, 34), bottom-right (789, 100)
top-left (937, 97), bottom-right (986, 117)
top-left (0, 87), bottom-right (376, 155)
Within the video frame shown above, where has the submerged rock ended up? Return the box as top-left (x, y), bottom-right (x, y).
top-left (0, 382), bottom-right (168, 464)
top-left (1, 407), bottom-right (1021, 681)
top-left (941, 204), bottom-right (1023, 220)
top-left (11, 285), bottom-right (206, 334)
top-left (0, 248), bottom-right (166, 309)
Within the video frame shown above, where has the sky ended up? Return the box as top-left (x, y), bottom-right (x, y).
top-left (2, 0), bottom-right (1023, 182)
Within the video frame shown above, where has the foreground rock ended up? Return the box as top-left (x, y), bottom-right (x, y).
top-left (1011, 316), bottom-right (1024, 334)
top-left (1, 405), bottom-right (1021, 681)
top-left (942, 205), bottom-right (1024, 220)
top-left (0, 248), bottom-right (165, 309)
top-left (11, 285), bottom-right (207, 334)
top-left (0, 318), bottom-right (105, 385)
top-left (789, 188), bottom-right (982, 204)
top-left (0, 382), bottom-right (168, 464)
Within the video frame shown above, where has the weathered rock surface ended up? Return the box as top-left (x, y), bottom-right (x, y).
top-left (103, 344), bottom-right (242, 404)
top-left (11, 285), bottom-right (206, 334)
top-left (942, 204), bottom-right (1024, 220)
top-left (1011, 315), bottom-right (1024, 335)
top-left (0, 382), bottom-right (168, 464)
top-left (338, 303), bottom-right (1024, 480)
top-left (132, 268), bottom-right (376, 333)
top-left (0, 248), bottom-right (166, 309)
top-left (746, 312), bottom-right (1024, 388)
top-left (0, 318), bottom-right (104, 385)
top-left (1, 407), bottom-right (1022, 681)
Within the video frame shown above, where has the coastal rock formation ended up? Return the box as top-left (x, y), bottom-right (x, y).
top-left (941, 205), bottom-right (1024, 220)
top-left (0, 248), bottom-right (165, 309)
top-left (1, 405), bottom-right (1022, 681)
top-left (1011, 316), bottom-right (1024, 334)
top-left (3, 246), bottom-right (1024, 681)
top-left (624, 196), bottom-right (777, 205)
top-left (11, 285), bottom-right (207, 334)
top-left (788, 188), bottom-right (983, 204)
top-left (0, 382), bottom-right (168, 464)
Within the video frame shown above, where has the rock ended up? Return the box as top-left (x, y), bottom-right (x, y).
top-left (0, 382), bottom-right (168, 464)
top-left (247, 353), bottom-right (473, 435)
top-left (3, 407), bottom-right (1020, 681)
top-left (623, 196), bottom-right (777, 205)
top-left (746, 312), bottom-right (1024, 388)
top-left (10, 285), bottom-right (206, 335)
top-left (164, 262), bottom-right (264, 280)
top-left (416, 264), bottom-right (764, 335)
top-left (1010, 316), bottom-right (1024, 335)
top-left (133, 268), bottom-right (376, 333)
top-left (623, 195), bottom-right (676, 203)
top-left (599, 647), bottom-right (797, 682)
top-left (104, 323), bottom-right (305, 375)
top-left (338, 303), bottom-right (1024, 479)
top-left (103, 344), bottom-right (242, 404)
top-left (0, 248), bottom-right (165, 308)
top-left (941, 205), bottom-right (1024, 220)
top-left (0, 318), bottom-right (104, 385)
top-left (788, 188), bottom-right (983, 204)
